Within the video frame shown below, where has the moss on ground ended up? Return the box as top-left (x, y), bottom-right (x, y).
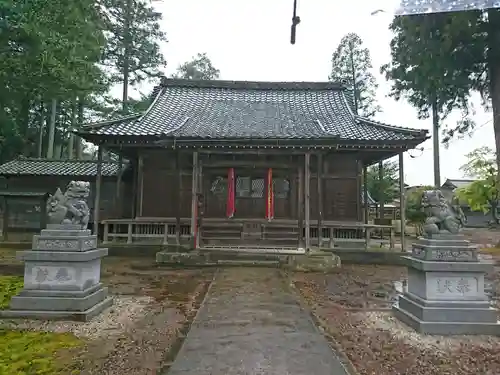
top-left (0, 276), bottom-right (83, 374)
top-left (0, 276), bottom-right (23, 309)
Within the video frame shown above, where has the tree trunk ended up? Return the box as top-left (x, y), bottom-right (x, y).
top-left (487, 10), bottom-right (500, 221)
top-left (76, 97), bottom-right (84, 159)
top-left (122, 0), bottom-right (133, 114)
top-left (37, 101), bottom-right (45, 158)
top-left (46, 98), bottom-right (57, 159)
top-left (68, 99), bottom-right (76, 159)
top-left (432, 99), bottom-right (441, 187)
top-left (348, 40), bottom-right (358, 115)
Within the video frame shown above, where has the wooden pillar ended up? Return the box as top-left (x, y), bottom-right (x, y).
top-left (304, 152), bottom-right (311, 250)
top-left (137, 153), bottom-right (144, 216)
top-left (378, 161), bottom-right (384, 219)
top-left (115, 153), bottom-right (123, 216)
top-left (356, 160), bottom-right (362, 221)
top-left (131, 157), bottom-right (138, 218)
top-left (2, 196), bottom-right (9, 241)
top-left (190, 151), bottom-right (199, 249)
top-left (317, 153), bottom-right (323, 247)
top-left (197, 157), bottom-right (203, 248)
top-left (398, 152), bottom-right (406, 252)
top-left (175, 152), bottom-right (182, 245)
top-left (94, 146), bottom-right (103, 237)
top-left (298, 162), bottom-right (304, 249)
top-left (363, 164), bottom-right (369, 224)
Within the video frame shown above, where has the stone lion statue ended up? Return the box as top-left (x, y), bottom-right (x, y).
top-left (46, 181), bottom-right (90, 229)
top-left (421, 189), bottom-right (466, 237)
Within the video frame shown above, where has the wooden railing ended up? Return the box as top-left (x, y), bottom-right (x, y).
top-left (102, 217), bottom-right (191, 244)
top-left (102, 217), bottom-right (396, 249)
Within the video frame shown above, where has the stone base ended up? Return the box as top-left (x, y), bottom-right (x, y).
top-left (393, 303), bottom-right (500, 335)
top-left (10, 285), bottom-right (109, 312)
top-left (285, 251), bottom-right (341, 272)
top-left (398, 292), bottom-right (497, 322)
top-left (156, 251), bottom-right (213, 266)
top-left (0, 296), bottom-right (113, 322)
top-left (0, 284), bottom-right (113, 322)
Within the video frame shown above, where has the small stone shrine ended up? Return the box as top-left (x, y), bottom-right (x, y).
top-left (393, 189), bottom-right (500, 335)
top-left (0, 181), bottom-right (112, 321)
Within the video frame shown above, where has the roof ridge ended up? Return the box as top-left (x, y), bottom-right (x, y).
top-left (355, 116), bottom-right (428, 135)
top-left (160, 78), bottom-right (347, 91)
top-left (11, 157), bottom-right (124, 164)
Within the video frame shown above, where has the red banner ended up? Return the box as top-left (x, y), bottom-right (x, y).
top-left (265, 168), bottom-right (274, 221)
top-left (226, 168), bottom-right (235, 218)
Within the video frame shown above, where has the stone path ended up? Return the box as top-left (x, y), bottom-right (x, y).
top-left (165, 268), bottom-right (350, 375)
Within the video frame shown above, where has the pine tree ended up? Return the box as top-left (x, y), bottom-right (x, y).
top-left (329, 33), bottom-right (380, 118)
top-left (102, 0), bottom-right (167, 113)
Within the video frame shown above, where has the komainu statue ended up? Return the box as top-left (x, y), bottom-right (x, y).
top-left (46, 181), bottom-right (91, 229)
top-left (421, 189), bottom-right (466, 237)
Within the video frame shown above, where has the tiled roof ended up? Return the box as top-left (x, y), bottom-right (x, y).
top-left (442, 179), bottom-right (476, 189)
top-left (78, 79), bottom-right (428, 144)
top-left (0, 158), bottom-right (126, 177)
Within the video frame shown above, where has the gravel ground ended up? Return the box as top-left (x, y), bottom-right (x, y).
top-left (0, 256), bottom-right (215, 375)
top-left (291, 265), bottom-right (500, 375)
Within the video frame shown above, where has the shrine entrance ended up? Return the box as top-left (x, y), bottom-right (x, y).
top-left (204, 169), bottom-right (292, 220)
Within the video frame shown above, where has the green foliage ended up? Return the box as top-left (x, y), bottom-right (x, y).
top-left (0, 0), bottom-right (107, 162)
top-left (365, 161), bottom-right (399, 204)
top-left (0, 328), bottom-right (81, 374)
top-left (455, 147), bottom-right (498, 220)
top-left (382, 10), bottom-right (500, 145)
top-left (329, 33), bottom-right (380, 117)
top-left (0, 0), bottom-right (168, 160)
top-left (102, 0), bottom-right (167, 86)
top-left (173, 53), bottom-right (220, 80)
top-left (0, 276), bottom-right (24, 310)
top-left (405, 185), bottom-right (434, 225)
top-left (460, 146), bottom-right (497, 179)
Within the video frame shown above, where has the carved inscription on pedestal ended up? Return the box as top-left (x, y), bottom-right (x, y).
top-left (32, 266), bottom-right (76, 284)
top-left (435, 276), bottom-right (479, 297)
top-left (432, 250), bottom-right (475, 261)
top-left (36, 239), bottom-right (79, 250)
top-left (83, 238), bottom-right (97, 249)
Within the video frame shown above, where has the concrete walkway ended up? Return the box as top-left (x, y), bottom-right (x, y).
top-left (166, 268), bottom-right (350, 375)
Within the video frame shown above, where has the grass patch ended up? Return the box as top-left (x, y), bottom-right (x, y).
top-left (0, 329), bottom-right (82, 374)
top-left (480, 247), bottom-right (500, 254)
top-left (0, 276), bottom-right (83, 374)
top-left (0, 276), bottom-right (23, 309)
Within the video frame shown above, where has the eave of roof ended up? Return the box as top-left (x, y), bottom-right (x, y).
top-left (0, 158), bottom-right (127, 177)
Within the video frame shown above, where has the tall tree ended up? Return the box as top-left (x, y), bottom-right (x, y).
top-left (0, 0), bottom-right (107, 162)
top-left (329, 33), bottom-right (380, 117)
top-left (173, 53), bottom-right (220, 80)
top-left (382, 12), bottom-right (482, 186)
top-left (102, 0), bottom-right (167, 113)
top-left (382, 10), bottom-right (500, 183)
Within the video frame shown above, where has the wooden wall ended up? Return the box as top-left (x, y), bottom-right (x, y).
top-left (140, 150), bottom-right (362, 222)
top-left (3, 175), bottom-right (126, 222)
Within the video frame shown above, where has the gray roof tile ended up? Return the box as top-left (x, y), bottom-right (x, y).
top-left (79, 79), bottom-right (428, 143)
top-left (0, 158), bottom-right (126, 177)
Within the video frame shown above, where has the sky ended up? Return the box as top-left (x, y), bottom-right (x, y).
top-left (135, 0), bottom-right (494, 186)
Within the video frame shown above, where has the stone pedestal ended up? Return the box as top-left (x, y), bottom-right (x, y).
top-left (393, 234), bottom-right (500, 335)
top-left (0, 224), bottom-right (113, 321)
